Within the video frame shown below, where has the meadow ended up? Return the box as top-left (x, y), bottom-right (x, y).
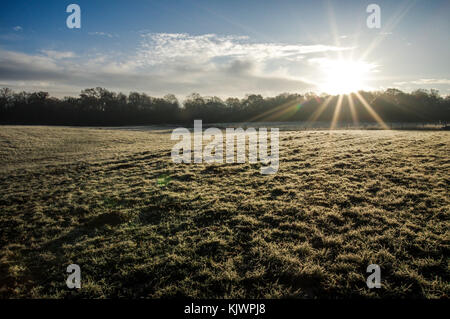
top-left (0, 125), bottom-right (448, 298)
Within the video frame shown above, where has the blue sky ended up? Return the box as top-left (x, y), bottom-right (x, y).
top-left (0, 0), bottom-right (449, 97)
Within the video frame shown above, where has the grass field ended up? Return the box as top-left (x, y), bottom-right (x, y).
top-left (0, 126), bottom-right (449, 298)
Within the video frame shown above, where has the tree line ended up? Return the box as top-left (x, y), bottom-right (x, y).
top-left (0, 87), bottom-right (449, 126)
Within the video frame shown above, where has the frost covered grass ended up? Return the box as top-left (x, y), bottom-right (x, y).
top-left (0, 126), bottom-right (448, 298)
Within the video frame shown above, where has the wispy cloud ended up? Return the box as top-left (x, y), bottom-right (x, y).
top-left (13, 26), bottom-right (23, 31)
top-left (0, 33), bottom-right (356, 97)
top-left (411, 78), bottom-right (450, 85)
top-left (308, 57), bottom-right (377, 70)
top-left (88, 32), bottom-right (115, 38)
top-left (137, 33), bottom-right (353, 66)
top-left (40, 50), bottom-right (77, 59)
top-left (395, 78), bottom-right (450, 86)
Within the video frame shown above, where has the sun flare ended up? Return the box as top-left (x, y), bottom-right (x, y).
top-left (319, 59), bottom-right (374, 95)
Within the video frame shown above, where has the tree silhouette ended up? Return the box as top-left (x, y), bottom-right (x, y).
top-left (0, 87), bottom-right (449, 126)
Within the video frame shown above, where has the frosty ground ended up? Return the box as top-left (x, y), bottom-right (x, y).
top-left (0, 126), bottom-right (448, 298)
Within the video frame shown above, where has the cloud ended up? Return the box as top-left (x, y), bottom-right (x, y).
top-left (13, 26), bottom-right (23, 31)
top-left (40, 50), bottom-right (77, 59)
top-left (308, 57), bottom-right (377, 70)
top-left (0, 50), bottom-right (62, 81)
top-left (88, 32), bottom-right (114, 38)
top-left (394, 78), bottom-right (450, 86)
top-left (0, 33), bottom-right (355, 97)
top-left (137, 33), bottom-right (353, 66)
top-left (411, 79), bottom-right (450, 85)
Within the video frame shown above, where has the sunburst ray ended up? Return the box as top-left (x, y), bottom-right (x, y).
top-left (354, 91), bottom-right (389, 129)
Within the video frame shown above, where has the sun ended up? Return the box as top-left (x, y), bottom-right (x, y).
top-left (319, 59), bottom-right (374, 95)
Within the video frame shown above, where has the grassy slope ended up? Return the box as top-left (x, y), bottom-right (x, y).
top-left (0, 126), bottom-right (449, 298)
